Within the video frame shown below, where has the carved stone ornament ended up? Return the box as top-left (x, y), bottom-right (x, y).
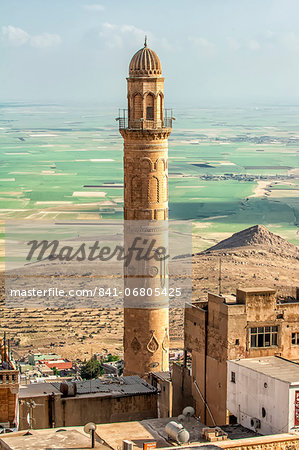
top-left (162, 328), bottom-right (169, 352)
top-left (147, 330), bottom-right (159, 353)
top-left (131, 336), bottom-right (141, 354)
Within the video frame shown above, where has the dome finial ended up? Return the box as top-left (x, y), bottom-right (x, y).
top-left (144, 35), bottom-right (147, 47)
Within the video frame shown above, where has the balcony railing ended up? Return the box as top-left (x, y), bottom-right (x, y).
top-left (117, 109), bottom-right (174, 130)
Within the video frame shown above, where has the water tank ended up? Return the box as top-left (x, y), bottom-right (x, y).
top-left (165, 421), bottom-right (190, 444)
top-left (60, 382), bottom-right (77, 397)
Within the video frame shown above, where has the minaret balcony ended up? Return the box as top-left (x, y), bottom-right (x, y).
top-left (117, 109), bottom-right (173, 130)
top-left (0, 369), bottom-right (19, 387)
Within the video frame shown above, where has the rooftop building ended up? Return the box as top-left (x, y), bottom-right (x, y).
top-left (228, 356), bottom-right (299, 435)
top-left (173, 287), bottom-right (299, 426)
top-left (27, 353), bottom-right (61, 365)
top-left (18, 375), bottom-right (158, 430)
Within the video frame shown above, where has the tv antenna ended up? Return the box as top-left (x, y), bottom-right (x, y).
top-left (218, 257), bottom-right (222, 296)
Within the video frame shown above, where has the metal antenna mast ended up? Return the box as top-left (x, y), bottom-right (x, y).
top-left (218, 257), bottom-right (222, 296)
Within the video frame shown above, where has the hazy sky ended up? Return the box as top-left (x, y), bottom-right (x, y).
top-left (1, 0), bottom-right (299, 106)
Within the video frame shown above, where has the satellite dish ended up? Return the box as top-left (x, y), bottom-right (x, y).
top-left (178, 414), bottom-right (185, 423)
top-left (84, 422), bottom-right (96, 434)
top-left (182, 406), bottom-right (195, 417)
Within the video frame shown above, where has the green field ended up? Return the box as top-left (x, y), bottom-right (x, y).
top-left (0, 103), bottom-right (298, 251)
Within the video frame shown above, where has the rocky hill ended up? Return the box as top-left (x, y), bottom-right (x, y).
top-left (192, 224), bottom-right (298, 302)
top-left (202, 224), bottom-right (299, 258)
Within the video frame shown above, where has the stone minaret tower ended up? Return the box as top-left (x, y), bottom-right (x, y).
top-left (119, 39), bottom-right (172, 377)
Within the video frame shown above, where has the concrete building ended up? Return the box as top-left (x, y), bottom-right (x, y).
top-left (227, 356), bottom-right (299, 435)
top-left (27, 353), bottom-right (61, 365)
top-left (0, 335), bottom-right (19, 431)
top-left (18, 375), bottom-right (158, 430)
top-left (173, 287), bottom-right (299, 426)
top-left (118, 38), bottom-right (173, 378)
top-left (102, 360), bottom-right (123, 376)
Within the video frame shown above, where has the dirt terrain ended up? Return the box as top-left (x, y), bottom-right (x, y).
top-left (0, 225), bottom-right (298, 361)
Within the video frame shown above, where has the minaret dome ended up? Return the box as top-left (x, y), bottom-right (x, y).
top-left (129, 40), bottom-right (162, 78)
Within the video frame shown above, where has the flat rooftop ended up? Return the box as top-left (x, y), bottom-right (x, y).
top-left (95, 418), bottom-right (259, 449)
top-left (95, 417), bottom-right (206, 448)
top-left (19, 382), bottom-right (61, 398)
top-left (0, 422), bottom-right (296, 450)
top-left (0, 428), bottom-right (105, 450)
top-left (230, 356), bottom-right (299, 384)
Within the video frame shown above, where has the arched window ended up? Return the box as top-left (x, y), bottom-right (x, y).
top-left (148, 176), bottom-right (159, 203)
top-left (145, 93), bottom-right (154, 120)
top-left (133, 94), bottom-right (142, 120)
top-left (131, 176), bottom-right (142, 204)
top-left (157, 93), bottom-right (163, 120)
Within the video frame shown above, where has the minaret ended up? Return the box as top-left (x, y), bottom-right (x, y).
top-left (119, 39), bottom-right (172, 377)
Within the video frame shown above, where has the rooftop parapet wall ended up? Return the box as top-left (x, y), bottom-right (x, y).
top-left (192, 433), bottom-right (299, 449)
top-left (236, 288), bottom-right (277, 322)
top-left (236, 287), bottom-right (276, 304)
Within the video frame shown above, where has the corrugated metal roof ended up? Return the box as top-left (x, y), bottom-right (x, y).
top-left (51, 375), bottom-right (157, 397)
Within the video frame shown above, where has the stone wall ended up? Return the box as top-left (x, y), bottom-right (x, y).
top-left (196, 433), bottom-right (299, 449)
top-left (19, 392), bottom-right (157, 430)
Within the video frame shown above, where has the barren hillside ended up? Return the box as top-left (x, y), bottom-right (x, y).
top-left (0, 225), bottom-right (298, 360)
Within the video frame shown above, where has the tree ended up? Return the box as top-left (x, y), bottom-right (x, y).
top-left (51, 367), bottom-right (60, 376)
top-left (80, 358), bottom-right (103, 380)
top-left (104, 355), bottom-right (120, 363)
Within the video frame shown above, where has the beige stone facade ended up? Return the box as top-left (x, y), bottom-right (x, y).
top-left (173, 287), bottom-right (299, 426)
top-left (119, 42), bottom-right (172, 377)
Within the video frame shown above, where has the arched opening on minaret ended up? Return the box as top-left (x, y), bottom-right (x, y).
top-left (133, 93), bottom-right (143, 120)
top-left (147, 175), bottom-right (159, 203)
top-left (131, 175), bottom-right (142, 205)
top-left (145, 93), bottom-right (154, 120)
top-left (157, 93), bottom-right (163, 121)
